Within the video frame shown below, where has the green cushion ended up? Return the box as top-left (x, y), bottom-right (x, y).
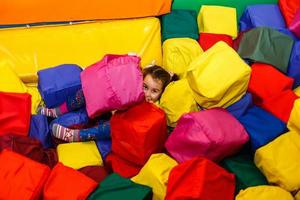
top-left (88, 173), bottom-right (152, 200)
top-left (220, 154), bottom-right (268, 193)
top-left (161, 9), bottom-right (199, 42)
top-left (172, 0), bottom-right (278, 21)
top-left (238, 27), bottom-right (294, 73)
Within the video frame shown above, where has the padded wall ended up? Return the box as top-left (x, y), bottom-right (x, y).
top-left (0, 0), bottom-right (171, 25)
top-left (0, 17), bottom-right (162, 83)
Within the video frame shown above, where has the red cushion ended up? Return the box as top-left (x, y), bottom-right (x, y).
top-left (248, 63), bottom-right (294, 104)
top-left (105, 152), bottom-right (142, 178)
top-left (78, 166), bottom-right (108, 183)
top-left (198, 32), bottom-right (233, 51)
top-left (111, 101), bottom-right (167, 165)
top-left (0, 92), bottom-right (31, 136)
top-left (166, 157), bottom-right (235, 200)
top-left (0, 134), bottom-right (58, 168)
top-left (260, 90), bottom-right (298, 122)
top-left (0, 149), bottom-right (50, 200)
top-left (43, 162), bottom-right (97, 199)
top-left (279, 0), bottom-right (300, 26)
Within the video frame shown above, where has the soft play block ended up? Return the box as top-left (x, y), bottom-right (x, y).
top-left (49, 108), bottom-right (89, 130)
top-left (238, 27), bottom-right (294, 73)
top-left (220, 154), bottom-right (268, 193)
top-left (96, 139), bottom-right (111, 160)
top-left (0, 134), bottom-right (58, 168)
top-left (199, 32), bottom-right (233, 51)
top-left (187, 41), bottom-right (251, 108)
top-left (0, 17), bottom-right (162, 83)
top-left (0, 65), bottom-right (27, 93)
top-left (43, 162), bottom-right (97, 199)
top-left (111, 102), bottom-right (167, 166)
top-left (131, 154), bottom-right (178, 200)
top-left (57, 141), bottom-right (103, 170)
top-left (226, 92), bottom-right (253, 119)
top-left (296, 191), bottom-right (300, 200)
top-left (172, 0), bottom-right (279, 21)
top-left (29, 114), bottom-right (52, 148)
top-left (78, 166), bottom-right (108, 183)
top-left (89, 173), bottom-right (152, 200)
top-left (238, 105), bottom-right (286, 151)
top-left (239, 4), bottom-right (286, 31)
top-left (248, 63), bottom-right (294, 102)
top-left (159, 79), bottom-right (199, 127)
top-left (0, 92), bottom-right (31, 136)
top-left (255, 131), bottom-right (300, 192)
top-left (236, 186), bottom-right (294, 200)
top-left (295, 86), bottom-right (300, 96)
top-left (165, 108), bottom-right (249, 163)
top-left (289, 9), bottom-right (300, 37)
top-left (259, 90), bottom-right (298, 123)
top-left (105, 152), bottom-right (142, 178)
top-left (166, 157), bottom-right (235, 200)
top-left (278, 0), bottom-right (300, 26)
top-left (162, 38), bottom-right (203, 79)
top-left (27, 86), bottom-right (42, 114)
top-left (38, 64), bottom-right (82, 108)
top-left (81, 54), bottom-right (144, 118)
top-left (161, 9), bottom-right (199, 42)
top-left (198, 5), bottom-right (238, 38)
top-left (288, 41), bottom-right (300, 88)
top-left (0, 0), bottom-right (172, 25)
top-left (288, 99), bottom-right (300, 132)
top-left (0, 150), bottom-right (50, 200)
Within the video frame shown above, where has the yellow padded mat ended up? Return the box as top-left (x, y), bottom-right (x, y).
top-left (0, 17), bottom-right (162, 83)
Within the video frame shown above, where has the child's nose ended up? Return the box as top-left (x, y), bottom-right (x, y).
top-left (145, 90), bottom-right (151, 97)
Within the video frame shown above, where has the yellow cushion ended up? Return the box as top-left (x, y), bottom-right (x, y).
top-left (57, 141), bottom-right (103, 170)
top-left (294, 86), bottom-right (300, 97)
top-left (0, 17), bottom-right (162, 83)
top-left (0, 65), bottom-right (27, 93)
top-left (187, 41), bottom-right (251, 108)
top-left (27, 86), bottom-right (42, 114)
top-left (198, 5), bottom-right (237, 38)
top-left (162, 38), bottom-right (203, 79)
top-left (236, 186), bottom-right (294, 200)
top-left (288, 99), bottom-right (300, 132)
top-left (254, 131), bottom-right (300, 192)
top-left (131, 153), bottom-right (177, 200)
top-left (159, 79), bottom-right (199, 127)
top-left (295, 191), bottom-right (300, 200)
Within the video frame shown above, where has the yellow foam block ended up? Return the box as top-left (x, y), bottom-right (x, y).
top-left (162, 38), bottom-right (203, 79)
top-left (131, 153), bottom-right (177, 200)
top-left (187, 41), bottom-right (251, 108)
top-left (0, 65), bottom-right (27, 93)
top-left (27, 86), bottom-right (42, 114)
top-left (295, 191), bottom-right (300, 200)
top-left (198, 5), bottom-right (237, 38)
top-left (160, 79), bottom-right (199, 127)
top-left (288, 99), bottom-right (300, 132)
top-left (294, 86), bottom-right (300, 97)
top-left (0, 17), bottom-right (162, 83)
top-left (254, 131), bottom-right (300, 192)
top-left (57, 141), bottom-right (103, 170)
top-left (236, 186), bottom-right (294, 200)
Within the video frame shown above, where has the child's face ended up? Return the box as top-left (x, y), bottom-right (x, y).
top-left (143, 74), bottom-right (163, 103)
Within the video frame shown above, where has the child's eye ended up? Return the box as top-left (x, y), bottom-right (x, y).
top-left (152, 89), bottom-right (159, 93)
top-left (143, 84), bottom-right (148, 90)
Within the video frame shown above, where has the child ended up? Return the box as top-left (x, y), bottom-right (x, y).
top-left (39, 65), bottom-right (178, 142)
